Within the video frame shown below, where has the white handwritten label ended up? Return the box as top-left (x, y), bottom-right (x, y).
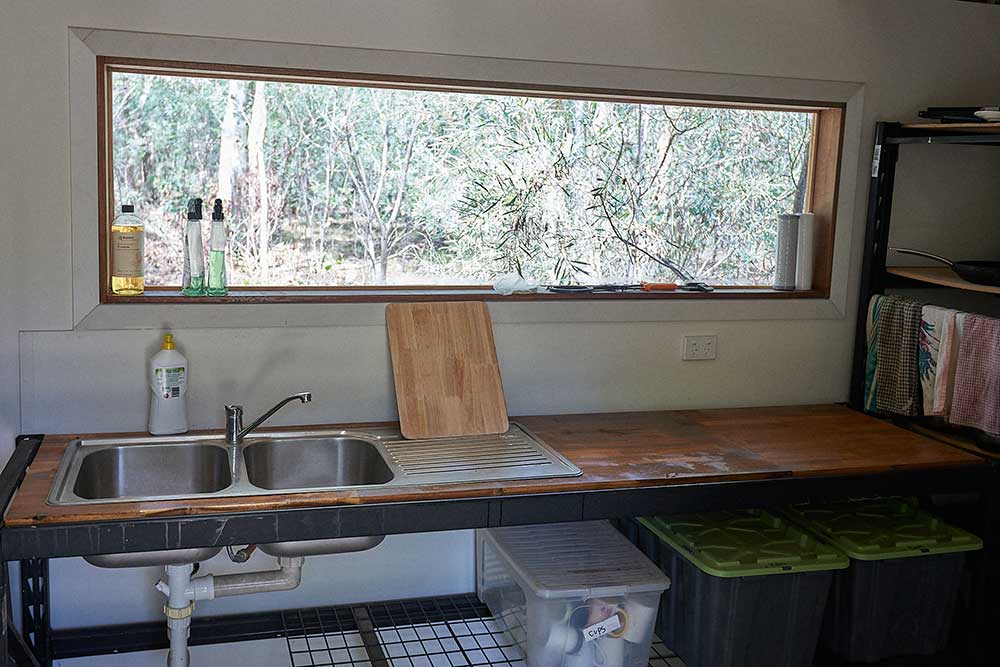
top-left (582, 614), bottom-right (621, 642)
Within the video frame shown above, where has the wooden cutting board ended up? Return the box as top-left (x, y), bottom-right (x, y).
top-left (386, 301), bottom-right (509, 439)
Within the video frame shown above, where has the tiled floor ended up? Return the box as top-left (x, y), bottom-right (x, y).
top-left (56, 637), bottom-right (682, 667)
top-left (55, 627), bottom-right (683, 667)
top-left (55, 593), bottom-right (685, 667)
top-left (54, 637), bottom-right (296, 666)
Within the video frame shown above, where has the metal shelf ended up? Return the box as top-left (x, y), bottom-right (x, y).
top-left (887, 122), bottom-right (1000, 146)
top-left (885, 267), bottom-right (1000, 295)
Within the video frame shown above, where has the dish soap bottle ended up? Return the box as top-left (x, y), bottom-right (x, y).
top-left (149, 333), bottom-right (189, 435)
top-left (207, 199), bottom-right (228, 296)
top-left (111, 204), bottom-right (144, 295)
top-left (182, 198), bottom-right (207, 296)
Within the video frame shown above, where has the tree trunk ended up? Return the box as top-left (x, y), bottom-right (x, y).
top-left (248, 81), bottom-right (270, 282)
top-left (792, 136), bottom-right (811, 213)
top-left (217, 80), bottom-right (247, 221)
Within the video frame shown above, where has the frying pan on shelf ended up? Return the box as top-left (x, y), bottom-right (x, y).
top-left (889, 247), bottom-right (1000, 287)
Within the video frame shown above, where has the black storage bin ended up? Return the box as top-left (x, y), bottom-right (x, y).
top-left (616, 510), bottom-right (848, 667)
top-left (822, 552), bottom-right (966, 662)
top-left (784, 498), bottom-right (984, 663)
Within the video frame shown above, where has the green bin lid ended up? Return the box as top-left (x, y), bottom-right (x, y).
top-left (638, 509), bottom-right (849, 578)
top-left (782, 498), bottom-right (983, 561)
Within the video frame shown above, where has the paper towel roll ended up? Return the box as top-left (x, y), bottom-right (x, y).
top-left (774, 213), bottom-right (799, 290)
top-left (795, 212), bottom-right (815, 290)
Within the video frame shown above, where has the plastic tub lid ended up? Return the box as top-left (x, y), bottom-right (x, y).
top-left (638, 509), bottom-right (849, 578)
top-left (783, 498), bottom-right (983, 561)
top-left (480, 521), bottom-right (670, 600)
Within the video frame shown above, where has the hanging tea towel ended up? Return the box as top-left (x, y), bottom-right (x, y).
top-left (863, 295), bottom-right (886, 412)
top-left (950, 314), bottom-right (1000, 436)
top-left (919, 305), bottom-right (961, 416)
top-left (874, 295), bottom-right (924, 416)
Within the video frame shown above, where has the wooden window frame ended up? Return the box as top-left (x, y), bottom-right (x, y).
top-left (97, 56), bottom-right (844, 304)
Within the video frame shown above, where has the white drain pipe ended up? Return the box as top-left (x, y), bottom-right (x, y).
top-left (157, 557), bottom-right (305, 667)
top-left (162, 563), bottom-right (195, 667)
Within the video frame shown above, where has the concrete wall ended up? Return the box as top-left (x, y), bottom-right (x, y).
top-left (3, 0), bottom-right (1000, 629)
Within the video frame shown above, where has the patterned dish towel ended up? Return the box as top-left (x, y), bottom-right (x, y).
top-left (863, 295), bottom-right (885, 412)
top-left (919, 305), bottom-right (961, 416)
top-left (866, 295), bottom-right (924, 416)
top-left (950, 314), bottom-right (1000, 436)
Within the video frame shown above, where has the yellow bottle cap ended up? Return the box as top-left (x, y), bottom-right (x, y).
top-left (162, 333), bottom-right (175, 350)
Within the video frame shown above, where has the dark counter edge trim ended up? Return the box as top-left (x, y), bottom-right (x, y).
top-left (0, 435), bottom-right (43, 524)
top-left (2, 463), bottom-right (990, 560)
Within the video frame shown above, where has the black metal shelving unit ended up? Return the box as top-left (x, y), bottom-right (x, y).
top-left (846, 119), bottom-right (1000, 667)
top-left (848, 120), bottom-right (1000, 410)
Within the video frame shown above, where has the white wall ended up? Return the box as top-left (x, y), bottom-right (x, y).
top-left (4, 0), bottom-right (1000, 629)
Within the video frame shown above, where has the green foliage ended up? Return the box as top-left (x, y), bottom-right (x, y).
top-left (112, 72), bottom-right (812, 287)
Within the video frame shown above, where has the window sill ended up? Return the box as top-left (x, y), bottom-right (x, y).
top-left (104, 287), bottom-right (826, 304)
top-left (77, 288), bottom-right (843, 330)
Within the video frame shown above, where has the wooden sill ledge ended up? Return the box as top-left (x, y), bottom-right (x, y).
top-left (103, 288), bottom-right (827, 304)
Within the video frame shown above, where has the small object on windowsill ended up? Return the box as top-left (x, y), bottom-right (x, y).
top-left (207, 198), bottom-right (228, 296)
top-left (181, 198), bottom-right (207, 296)
top-left (544, 282), bottom-right (715, 294)
top-left (774, 213), bottom-right (800, 291)
top-left (795, 213), bottom-right (815, 290)
top-left (641, 281), bottom-right (715, 293)
top-left (493, 273), bottom-right (541, 295)
top-left (110, 204), bottom-right (145, 295)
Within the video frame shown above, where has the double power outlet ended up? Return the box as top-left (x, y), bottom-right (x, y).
top-left (682, 335), bottom-right (717, 361)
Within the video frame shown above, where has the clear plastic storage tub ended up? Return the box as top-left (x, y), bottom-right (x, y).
top-left (477, 521), bottom-right (670, 667)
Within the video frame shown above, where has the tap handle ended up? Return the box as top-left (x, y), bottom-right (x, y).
top-left (225, 404), bottom-right (243, 437)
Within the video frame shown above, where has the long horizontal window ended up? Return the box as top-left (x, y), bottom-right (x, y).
top-left (99, 58), bottom-right (842, 301)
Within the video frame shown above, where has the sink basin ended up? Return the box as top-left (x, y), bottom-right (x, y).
top-left (73, 443), bottom-right (232, 500)
top-left (84, 547), bottom-right (223, 568)
top-left (258, 535), bottom-right (385, 557)
top-left (68, 443), bottom-right (232, 567)
top-left (243, 437), bottom-right (394, 491)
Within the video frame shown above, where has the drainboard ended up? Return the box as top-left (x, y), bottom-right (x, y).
top-left (383, 426), bottom-right (578, 484)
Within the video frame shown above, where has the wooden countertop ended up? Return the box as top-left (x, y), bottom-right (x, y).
top-left (4, 405), bottom-right (985, 527)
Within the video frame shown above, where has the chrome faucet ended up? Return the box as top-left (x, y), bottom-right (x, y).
top-left (225, 392), bottom-right (313, 445)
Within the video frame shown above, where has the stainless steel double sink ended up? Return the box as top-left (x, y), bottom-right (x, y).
top-left (48, 425), bottom-right (580, 566)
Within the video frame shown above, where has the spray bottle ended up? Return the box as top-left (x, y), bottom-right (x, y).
top-left (207, 199), bottom-right (228, 296)
top-left (182, 198), bottom-right (206, 296)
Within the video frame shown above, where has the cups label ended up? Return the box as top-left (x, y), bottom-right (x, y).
top-left (582, 614), bottom-right (621, 642)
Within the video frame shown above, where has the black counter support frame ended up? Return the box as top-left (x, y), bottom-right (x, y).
top-left (1, 466), bottom-right (990, 562)
top-left (848, 122), bottom-right (899, 409)
top-left (0, 436), bottom-right (43, 666)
